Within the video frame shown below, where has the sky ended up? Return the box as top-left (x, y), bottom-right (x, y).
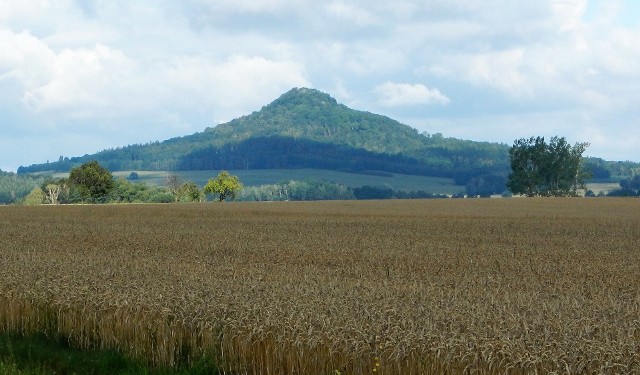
top-left (1, 0), bottom-right (640, 172)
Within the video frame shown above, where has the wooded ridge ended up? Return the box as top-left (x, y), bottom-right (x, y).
top-left (16, 87), bottom-right (637, 185)
top-left (18, 88), bottom-right (509, 183)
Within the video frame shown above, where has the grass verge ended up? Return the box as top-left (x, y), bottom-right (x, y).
top-left (0, 332), bottom-right (221, 375)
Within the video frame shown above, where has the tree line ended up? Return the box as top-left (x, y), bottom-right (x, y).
top-left (22, 161), bottom-right (245, 205)
top-left (5, 136), bottom-right (640, 205)
top-left (16, 161), bottom-right (463, 205)
top-left (0, 170), bottom-right (45, 204)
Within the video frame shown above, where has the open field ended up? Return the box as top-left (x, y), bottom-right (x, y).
top-left (585, 182), bottom-right (620, 195)
top-left (1, 199), bottom-right (639, 374)
top-left (50, 168), bottom-right (462, 194)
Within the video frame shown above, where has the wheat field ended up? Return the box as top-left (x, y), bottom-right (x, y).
top-left (1, 199), bottom-right (639, 374)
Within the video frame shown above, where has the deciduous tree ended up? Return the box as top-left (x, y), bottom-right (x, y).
top-left (179, 181), bottom-right (203, 202)
top-left (203, 171), bottom-right (243, 202)
top-left (507, 136), bottom-right (589, 197)
top-left (68, 161), bottom-right (114, 203)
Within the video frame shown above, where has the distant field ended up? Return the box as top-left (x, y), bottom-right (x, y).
top-left (108, 169), bottom-right (462, 194)
top-left (1, 199), bottom-right (639, 374)
top-left (585, 182), bottom-right (620, 195)
top-left (49, 169), bottom-right (460, 193)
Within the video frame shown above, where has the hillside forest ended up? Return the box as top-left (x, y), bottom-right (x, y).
top-left (5, 88), bottom-right (640, 204)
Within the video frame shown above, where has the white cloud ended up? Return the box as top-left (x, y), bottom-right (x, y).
top-left (164, 55), bottom-right (309, 121)
top-left (22, 44), bottom-right (136, 115)
top-left (375, 82), bottom-right (450, 107)
top-left (466, 49), bottom-right (528, 93)
top-left (0, 29), bottom-right (56, 89)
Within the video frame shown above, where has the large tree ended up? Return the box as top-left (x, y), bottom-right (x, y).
top-left (68, 161), bottom-right (114, 203)
top-left (507, 136), bottom-right (589, 197)
top-left (203, 171), bottom-right (243, 202)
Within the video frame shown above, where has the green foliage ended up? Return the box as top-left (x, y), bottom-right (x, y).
top-left (68, 161), bottom-right (115, 203)
top-left (583, 157), bottom-right (640, 180)
top-left (178, 181), bottom-right (203, 202)
top-left (607, 175), bottom-right (640, 197)
top-left (41, 178), bottom-right (69, 205)
top-left (239, 179), bottom-right (451, 201)
top-left (109, 178), bottom-right (174, 203)
top-left (620, 175), bottom-right (640, 191)
top-left (18, 88), bottom-right (638, 190)
top-left (16, 89), bottom-right (512, 186)
top-left (0, 171), bottom-right (45, 204)
top-left (352, 185), bottom-right (449, 200)
top-left (353, 185), bottom-right (394, 200)
top-left (23, 187), bottom-right (45, 205)
top-left (239, 179), bottom-right (354, 201)
top-left (507, 136), bottom-right (589, 197)
top-left (0, 332), bottom-right (221, 374)
top-left (606, 188), bottom-right (640, 197)
top-left (465, 174), bottom-right (507, 197)
top-left (203, 171), bottom-right (243, 202)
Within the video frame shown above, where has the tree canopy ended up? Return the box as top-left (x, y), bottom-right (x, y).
top-left (203, 171), bottom-right (243, 202)
top-left (68, 161), bottom-right (115, 203)
top-left (507, 136), bottom-right (589, 197)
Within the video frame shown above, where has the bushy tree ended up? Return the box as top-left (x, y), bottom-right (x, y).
top-left (23, 187), bottom-right (45, 205)
top-left (179, 181), bottom-right (203, 202)
top-left (68, 161), bottom-right (114, 203)
top-left (507, 136), bottom-right (589, 197)
top-left (203, 171), bottom-right (243, 202)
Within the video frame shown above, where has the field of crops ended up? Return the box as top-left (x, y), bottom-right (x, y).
top-left (1, 199), bottom-right (639, 374)
top-left (67, 168), bottom-right (460, 193)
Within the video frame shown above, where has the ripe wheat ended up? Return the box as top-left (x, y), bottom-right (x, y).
top-left (1, 199), bottom-right (639, 374)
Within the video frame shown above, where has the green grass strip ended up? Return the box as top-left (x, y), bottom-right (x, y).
top-left (0, 332), bottom-right (221, 375)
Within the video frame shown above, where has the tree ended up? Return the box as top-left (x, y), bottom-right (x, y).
top-left (24, 187), bottom-right (45, 205)
top-left (166, 174), bottom-right (182, 202)
top-left (620, 175), bottom-right (640, 192)
top-left (203, 171), bottom-right (243, 202)
top-left (41, 178), bottom-right (68, 204)
top-left (507, 136), bottom-right (589, 197)
top-left (44, 183), bottom-right (62, 204)
top-left (465, 174), bottom-right (507, 197)
top-left (68, 161), bottom-right (114, 203)
top-left (179, 181), bottom-right (203, 202)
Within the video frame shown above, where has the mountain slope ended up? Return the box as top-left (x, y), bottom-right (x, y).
top-left (18, 88), bottom-right (511, 183)
top-left (207, 87), bottom-right (426, 154)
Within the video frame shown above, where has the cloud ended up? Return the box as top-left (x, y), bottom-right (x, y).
top-left (22, 44), bottom-right (136, 115)
top-left (2, 0), bottom-right (640, 171)
top-left (163, 55), bottom-right (309, 121)
top-left (325, 1), bottom-right (379, 27)
top-left (375, 82), bottom-right (450, 107)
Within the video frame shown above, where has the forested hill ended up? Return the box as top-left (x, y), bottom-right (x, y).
top-left (19, 87), bottom-right (511, 183)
